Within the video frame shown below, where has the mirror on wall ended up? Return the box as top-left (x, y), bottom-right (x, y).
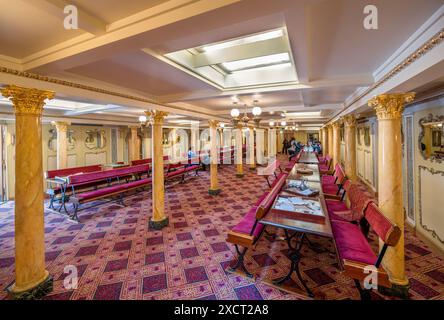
top-left (48, 129), bottom-right (76, 151)
top-left (419, 113), bottom-right (444, 162)
top-left (85, 129), bottom-right (107, 150)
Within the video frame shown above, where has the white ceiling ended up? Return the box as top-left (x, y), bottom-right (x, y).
top-left (0, 0), bottom-right (443, 127)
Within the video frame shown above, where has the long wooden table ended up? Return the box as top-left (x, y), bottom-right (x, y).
top-left (287, 163), bottom-right (320, 182)
top-left (259, 152), bottom-right (333, 297)
top-left (298, 151), bottom-right (319, 164)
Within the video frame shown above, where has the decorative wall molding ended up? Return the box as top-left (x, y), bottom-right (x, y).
top-left (418, 165), bottom-right (444, 245)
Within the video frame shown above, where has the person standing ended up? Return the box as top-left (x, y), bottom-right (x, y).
top-left (282, 138), bottom-right (288, 155)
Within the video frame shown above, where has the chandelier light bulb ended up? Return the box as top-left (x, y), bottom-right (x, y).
top-left (252, 106), bottom-right (262, 116)
top-left (281, 121), bottom-right (287, 126)
top-left (230, 108), bottom-right (240, 118)
top-left (139, 115), bottom-right (147, 123)
top-left (269, 121), bottom-right (275, 126)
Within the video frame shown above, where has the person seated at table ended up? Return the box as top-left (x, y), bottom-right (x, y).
top-left (288, 140), bottom-right (299, 160)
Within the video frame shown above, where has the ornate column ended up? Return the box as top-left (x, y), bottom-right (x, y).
top-left (264, 128), bottom-right (268, 157)
top-left (332, 120), bottom-right (342, 167)
top-left (190, 125), bottom-right (199, 153)
top-left (369, 92), bottom-right (415, 298)
top-left (149, 111), bottom-right (169, 230)
top-left (128, 125), bottom-right (139, 162)
top-left (321, 128), bottom-right (326, 154)
top-left (208, 120), bottom-right (221, 195)
top-left (256, 128), bottom-right (265, 165)
top-left (327, 125), bottom-right (333, 157)
top-left (1, 85), bottom-right (54, 299)
top-left (53, 121), bottom-right (69, 169)
top-left (247, 125), bottom-right (255, 170)
top-left (268, 128), bottom-right (277, 158)
top-left (235, 124), bottom-right (244, 178)
top-left (343, 114), bottom-right (357, 181)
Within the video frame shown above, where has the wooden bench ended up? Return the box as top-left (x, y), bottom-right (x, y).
top-left (257, 159), bottom-right (284, 188)
top-left (284, 151), bottom-right (301, 171)
top-left (321, 163), bottom-right (346, 196)
top-left (131, 155), bottom-right (170, 167)
top-left (331, 202), bottom-right (401, 299)
top-left (319, 155), bottom-right (332, 174)
top-left (45, 165), bottom-right (102, 210)
top-left (165, 162), bottom-right (200, 183)
top-left (226, 172), bottom-right (288, 277)
top-left (67, 164), bottom-right (150, 221)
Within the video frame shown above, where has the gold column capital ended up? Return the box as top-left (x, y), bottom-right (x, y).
top-left (152, 110), bottom-right (169, 125)
top-left (51, 121), bottom-right (69, 132)
top-left (208, 120), bottom-right (219, 128)
top-left (236, 123), bottom-right (244, 130)
top-left (343, 114), bottom-right (357, 127)
top-left (1, 85), bottom-right (54, 116)
top-left (332, 120), bottom-right (342, 129)
top-left (369, 93), bottom-right (415, 120)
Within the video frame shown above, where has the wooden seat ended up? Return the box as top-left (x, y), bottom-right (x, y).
top-left (331, 202), bottom-right (401, 299)
top-left (226, 172), bottom-right (288, 277)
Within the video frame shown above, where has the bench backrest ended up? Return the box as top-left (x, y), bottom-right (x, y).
top-left (131, 159), bottom-right (149, 166)
top-left (132, 156), bottom-right (170, 166)
top-left (256, 172), bottom-right (287, 219)
top-left (364, 203), bottom-right (401, 247)
top-left (333, 164), bottom-right (346, 184)
top-left (45, 165), bottom-right (102, 179)
top-left (68, 164), bottom-right (150, 185)
top-left (257, 159), bottom-right (281, 176)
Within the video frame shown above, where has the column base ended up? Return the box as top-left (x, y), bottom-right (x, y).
top-left (378, 282), bottom-right (410, 299)
top-left (236, 173), bottom-right (244, 178)
top-left (7, 274), bottom-right (53, 300)
top-left (149, 217), bottom-right (169, 230)
top-left (208, 189), bottom-right (221, 196)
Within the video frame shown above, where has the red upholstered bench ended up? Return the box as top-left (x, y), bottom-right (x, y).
top-left (319, 155), bottom-right (332, 174)
top-left (226, 172), bottom-right (287, 277)
top-left (45, 164), bottom-right (103, 210)
top-left (70, 177), bottom-right (152, 222)
top-left (165, 163), bottom-right (200, 183)
top-left (331, 202), bottom-right (401, 299)
top-left (322, 164), bottom-right (346, 197)
top-left (284, 152), bottom-right (301, 172)
top-left (257, 159), bottom-right (283, 188)
top-left (65, 164), bottom-right (150, 221)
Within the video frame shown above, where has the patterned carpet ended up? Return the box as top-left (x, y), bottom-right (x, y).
top-left (0, 156), bottom-right (444, 300)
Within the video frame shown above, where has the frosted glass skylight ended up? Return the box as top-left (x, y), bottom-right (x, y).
top-left (221, 52), bottom-right (290, 71)
top-left (202, 29), bottom-right (284, 52)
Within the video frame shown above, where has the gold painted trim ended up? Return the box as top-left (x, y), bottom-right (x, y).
top-left (418, 165), bottom-right (444, 245)
top-left (328, 28), bottom-right (444, 123)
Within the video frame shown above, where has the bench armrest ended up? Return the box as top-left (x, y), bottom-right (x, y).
top-left (343, 260), bottom-right (391, 288)
top-left (226, 231), bottom-right (255, 249)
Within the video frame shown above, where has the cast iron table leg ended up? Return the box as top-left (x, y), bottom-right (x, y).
top-left (272, 230), bottom-right (314, 298)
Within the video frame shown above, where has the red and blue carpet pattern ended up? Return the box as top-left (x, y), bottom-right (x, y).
top-left (1, 157), bottom-right (444, 300)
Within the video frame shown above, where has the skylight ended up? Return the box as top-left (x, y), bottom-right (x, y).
top-left (155, 27), bottom-right (298, 90)
top-left (221, 52), bottom-right (290, 72)
top-left (202, 29), bottom-right (284, 52)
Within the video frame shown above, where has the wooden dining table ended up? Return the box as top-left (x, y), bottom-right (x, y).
top-left (297, 151), bottom-right (319, 164)
top-left (287, 163), bottom-right (320, 182)
top-left (259, 151), bottom-right (334, 297)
